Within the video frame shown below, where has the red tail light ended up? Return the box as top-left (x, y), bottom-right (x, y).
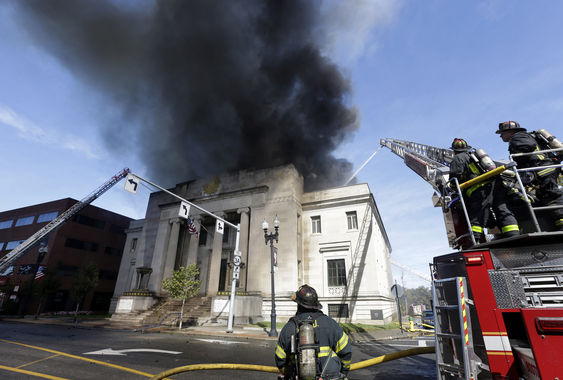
top-left (464, 255), bottom-right (484, 265)
top-left (535, 317), bottom-right (563, 334)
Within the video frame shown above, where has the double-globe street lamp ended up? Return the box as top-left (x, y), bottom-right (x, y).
top-left (262, 215), bottom-right (280, 337)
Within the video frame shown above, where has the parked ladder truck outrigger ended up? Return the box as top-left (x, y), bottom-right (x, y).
top-left (380, 138), bottom-right (563, 380)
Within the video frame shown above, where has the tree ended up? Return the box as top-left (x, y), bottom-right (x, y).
top-left (161, 264), bottom-right (201, 330)
top-left (70, 263), bottom-right (99, 323)
top-left (34, 267), bottom-right (61, 319)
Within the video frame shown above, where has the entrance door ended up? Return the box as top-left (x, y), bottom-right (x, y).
top-left (218, 258), bottom-right (227, 292)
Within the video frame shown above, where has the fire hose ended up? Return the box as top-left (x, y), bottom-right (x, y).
top-left (149, 346), bottom-right (435, 379)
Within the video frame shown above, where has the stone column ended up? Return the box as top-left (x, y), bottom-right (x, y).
top-left (162, 218), bottom-right (182, 284)
top-left (185, 215), bottom-right (201, 267)
top-left (207, 212), bottom-right (225, 296)
top-left (148, 217), bottom-right (172, 293)
top-left (237, 207), bottom-right (250, 291)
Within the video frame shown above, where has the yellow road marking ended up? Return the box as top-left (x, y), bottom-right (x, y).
top-left (17, 353), bottom-right (61, 369)
top-left (0, 339), bottom-right (153, 378)
top-left (0, 364), bottom-right (69, 380)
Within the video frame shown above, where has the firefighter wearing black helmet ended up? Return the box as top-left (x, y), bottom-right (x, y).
top-left (449, 138), bottom-right (520, 243)
top-left (275, 285), bottom-right (352, 380)
top-left (497, 121), bottom-right (563, 231)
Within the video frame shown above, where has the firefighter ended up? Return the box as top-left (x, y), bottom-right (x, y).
top-left (275, 285), bottom-right (352, 380)
top-left (449, 138), bottom-right (520, 243)
top-left (497, 121), bottom-right (563, 231)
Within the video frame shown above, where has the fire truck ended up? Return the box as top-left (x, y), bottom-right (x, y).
top-left (380, 138), bottom-right (563, 380)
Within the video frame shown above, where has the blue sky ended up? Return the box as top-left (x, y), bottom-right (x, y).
top-left (2, 1), bottom-right (563, 289)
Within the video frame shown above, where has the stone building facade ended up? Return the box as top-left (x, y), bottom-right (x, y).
top-left (111, 164), bottom-right (395, 324)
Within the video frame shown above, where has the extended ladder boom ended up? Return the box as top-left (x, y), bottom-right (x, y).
top-left (380, 138), bottom-right (454, 191)
top-left (0, 168), bottom-right (130, 272)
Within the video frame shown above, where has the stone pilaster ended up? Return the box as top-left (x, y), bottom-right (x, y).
top-left (207, 212), bottom-right (225, 296)
top-left (148, 215), bottom-right (172, 294)
top-left (237, 207), bottom-right (250, 290)
top-left (161, 218), bottom-right (182, 284)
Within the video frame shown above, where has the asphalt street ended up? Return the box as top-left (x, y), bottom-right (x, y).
top-left (0, 321), bottom-right (436, 379)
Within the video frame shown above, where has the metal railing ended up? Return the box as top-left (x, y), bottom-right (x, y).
top-left (509, 147), bottom-right (563, 232)
top-left (445, 147), bottom-right (562, 247)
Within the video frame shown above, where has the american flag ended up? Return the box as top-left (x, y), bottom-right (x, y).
top-left (35, 266), bottom-right (46, 281)
top-left (187, 217), bottom-right (199, 237)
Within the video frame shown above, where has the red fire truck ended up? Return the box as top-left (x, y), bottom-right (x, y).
top-left (381, 138), bottom-right (563, 379)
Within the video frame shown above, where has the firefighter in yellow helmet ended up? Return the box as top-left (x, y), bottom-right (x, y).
top-left (449, 138), bottom-right (520, 243)
top-left (275, 285), bottom-right (351, 379)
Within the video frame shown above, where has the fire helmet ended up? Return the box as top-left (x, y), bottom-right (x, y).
top-left (451, 138), bottom-right (471, 152)
top-left (496, 120), bottom-right (526, 134)
top-left (292, 284), bottom-right (322, 309)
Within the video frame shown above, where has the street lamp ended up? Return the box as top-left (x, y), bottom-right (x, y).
top-left (262, 215), bottom-right (280, 337)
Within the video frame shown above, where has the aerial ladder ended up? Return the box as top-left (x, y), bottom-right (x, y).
top-left (0, 168), bottom-right (130, 273)
top-left (381, 137), bottom-right (563, 380)
top-left (390, 259), bottom-right (431, 283)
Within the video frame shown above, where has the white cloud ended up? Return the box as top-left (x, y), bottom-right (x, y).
top-left (319, 0), bottom-right (403, 64)
top-left (0, 104), bottom-right (102, 159)
top-left (477, 0), bottom-right (510, 21)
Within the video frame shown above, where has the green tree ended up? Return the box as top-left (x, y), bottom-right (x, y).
top-left (70, 263), bottom-right (99, 323)
top-left (161, 264), bottom-right (201, 330)
top-left (34, 267), bottom-right (61, 319)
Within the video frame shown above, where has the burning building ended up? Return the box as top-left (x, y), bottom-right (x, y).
top-left (111, 164), bottom-right (394, 324)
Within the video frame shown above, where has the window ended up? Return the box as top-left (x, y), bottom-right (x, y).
top-left (37, 211), bottom-right (58, 223)
top-left (327, 259), bottom-right (347, 287)
top-left (222, 226), bottom-right (230, 243)
top-left (199, 228), bottom-right (208, 246)
top-left (0, 265), bottom-right (14, 276)
top-left (18, 264), bottom-right (36, 275)
top-left (5, 240), bottom-right (24, 250)
top-left (65, 238), bottom-right (99, 252)
top-left (311, 216), bottom-right (321, 234)
top-left (0, 220), bottom-right (13, 229)
top-left (346, 211), bottom-right (358, 230)
top-left (130, 238), bottom-right (138, 253)
top-left (15, 216), bottom-right (35, 226)
top-left (110, 224), bottom-right (125, 235)
top-left (105, 246), bottom-right (122, 256)
top-left (73, 214), bottom-right (105, 230)
top-left (98, 270), bottom-right (118, 280)
top-left (328, 304), bottom-right (349, 318)
top-left (58, 265), bottom-right (78, 277)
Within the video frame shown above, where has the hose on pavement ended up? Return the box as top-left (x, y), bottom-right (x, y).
top-left (149, 346), bottom-right (435, 379)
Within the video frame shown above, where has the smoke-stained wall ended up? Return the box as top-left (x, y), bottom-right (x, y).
top-left (15, 0), bottom-right (359, 190)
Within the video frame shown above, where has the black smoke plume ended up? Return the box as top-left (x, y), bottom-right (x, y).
top-left (15, 0), bottom-right (359, 190)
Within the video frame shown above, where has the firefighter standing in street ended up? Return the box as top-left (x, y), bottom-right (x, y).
top-left (275, 285), bottom-right (352, 380)
top-left (449, 138), bottom-right (520, 243)
top-left (497, 121), bottom-right (563, 231)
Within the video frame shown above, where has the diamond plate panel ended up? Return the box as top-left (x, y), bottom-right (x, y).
top-left (489, 270), bottom-right (528, 308)
top-left (490, 243), bottom-right (563, 270)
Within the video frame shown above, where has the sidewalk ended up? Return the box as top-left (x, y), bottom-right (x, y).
top-left (1, 315), bottom-right (428, 342)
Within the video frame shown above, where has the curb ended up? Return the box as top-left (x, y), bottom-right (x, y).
top-left (1, 317), bottom-right (430, 343)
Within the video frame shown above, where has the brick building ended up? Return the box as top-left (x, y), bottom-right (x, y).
top-left (0, 198), bottom-right (132, 315)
